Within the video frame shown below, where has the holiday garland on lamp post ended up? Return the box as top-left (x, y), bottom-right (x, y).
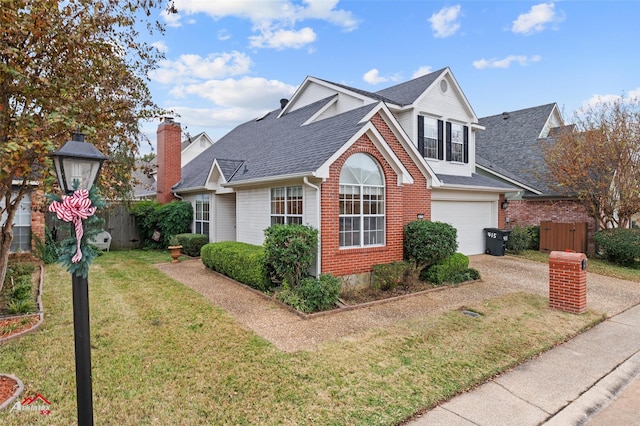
top-left (46, 186), bottom-right (106, 278)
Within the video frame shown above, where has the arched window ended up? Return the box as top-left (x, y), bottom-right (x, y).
top-left (339, 153), bottom-right (385, 247)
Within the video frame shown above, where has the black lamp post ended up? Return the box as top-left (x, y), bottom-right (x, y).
top-left (50, 132), bottom-right (108, 426)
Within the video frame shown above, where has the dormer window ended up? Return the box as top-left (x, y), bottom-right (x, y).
top-left (417, 116), bottom-right (444, 160)
top-left (446, 122), bottom-right (469, 164)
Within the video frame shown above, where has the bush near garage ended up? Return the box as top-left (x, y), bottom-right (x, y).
top-left (404, 220), bottom-right (458, 270)
top-left (594, 228), bottom-right (640, 266)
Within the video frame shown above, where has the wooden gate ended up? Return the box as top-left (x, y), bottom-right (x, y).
top-left (539, 221), bottom-right (588, 253)
top-left (46, 203), bottom-right (140, 250)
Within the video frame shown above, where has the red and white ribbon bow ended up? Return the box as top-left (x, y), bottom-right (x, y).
top-left (49, 189), bottom-right (97, 263)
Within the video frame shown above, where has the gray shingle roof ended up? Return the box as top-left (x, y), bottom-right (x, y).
top-left (175, 97), bottom-right (376, 190)
top-left (475, 103), bottom-right (559, 195)
top-left (375, 68), bottom-right (447, 106)
top-left (436, 173), bottom-right (516, 190)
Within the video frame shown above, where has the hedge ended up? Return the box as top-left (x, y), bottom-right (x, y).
top-left (594, 228), bottom-right (640, 266)
top-left (175, 233), bottom-right (209, 257)
top-left (201, 242), bottom-right (271, 291)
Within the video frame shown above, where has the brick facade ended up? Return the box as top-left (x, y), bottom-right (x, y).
top-left (156, 118), bottom-right (182, 204)
top-left (30, 188), bottom-right (46, 251)
top-left (505, 198), bottom-right (595, 253)
top-left (548, 251), bottom-right (587, 314)
top-left (320, 114), bottom-right (431, 277)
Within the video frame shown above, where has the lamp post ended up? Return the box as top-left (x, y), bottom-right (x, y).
top-left (50, 132), bottom-right (108, 426)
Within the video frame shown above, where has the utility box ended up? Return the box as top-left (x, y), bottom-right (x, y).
top-left (549, 251), bottom-right (587, 314)
top-left (484, 228), bottom-right (511, 256)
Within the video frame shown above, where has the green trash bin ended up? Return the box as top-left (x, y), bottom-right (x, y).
top-left (484, 228), bottom-right (511, 256)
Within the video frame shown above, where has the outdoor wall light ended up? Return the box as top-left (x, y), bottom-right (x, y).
top-left (501, 200), bottom-right (509, 210)
top-left (417, 213), bottom-right (425, 219)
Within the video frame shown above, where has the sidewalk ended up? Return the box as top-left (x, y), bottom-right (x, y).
top-left (406, 303), bottom-right (640, 425)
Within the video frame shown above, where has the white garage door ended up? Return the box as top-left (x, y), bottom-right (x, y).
top-left (431, 201), bottom-right (496, 255)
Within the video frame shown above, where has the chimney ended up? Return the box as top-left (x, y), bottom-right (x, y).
top-left (280, 98), bottom-right (289, 109)
top-left (502, 112), bottom-right (510, 120)
top-left (156, 117), bottom-right (182, 204)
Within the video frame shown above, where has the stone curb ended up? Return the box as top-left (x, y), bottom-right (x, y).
top-left (0, 374), bottom-right (24, 411)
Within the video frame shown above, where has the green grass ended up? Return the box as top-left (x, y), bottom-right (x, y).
top-left (0, 250), bottom-right (603, 425)
top-left (513, 250), bottom-right (640, 283)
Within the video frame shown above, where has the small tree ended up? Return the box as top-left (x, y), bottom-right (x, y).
top-left (542, 96), bottom-right (640, 229)
top-left (404, 220), bottom-right (458, 270)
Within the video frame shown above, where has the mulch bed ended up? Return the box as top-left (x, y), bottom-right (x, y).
top-left (0, 315), bottom-right (40, 340)
top-left (0, 375), bottom-right (19, 409)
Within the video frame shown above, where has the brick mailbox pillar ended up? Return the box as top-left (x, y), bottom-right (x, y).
top-left (549, 251), bottom-right (587, 314)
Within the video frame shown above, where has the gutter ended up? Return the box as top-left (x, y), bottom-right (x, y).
top-left (303, 177), bottom-right (322, 277)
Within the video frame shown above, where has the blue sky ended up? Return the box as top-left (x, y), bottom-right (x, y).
top-left (140, 1), bottom-right (640, 153)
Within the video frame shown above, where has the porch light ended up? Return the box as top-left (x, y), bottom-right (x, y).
top-left (51, 132), bottom-right (109, 195)
top-left (501, 200), bottom-right (509, 210)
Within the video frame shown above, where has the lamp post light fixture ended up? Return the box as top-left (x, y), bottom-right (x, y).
top-left (50, 132), bottom-right (108, 426)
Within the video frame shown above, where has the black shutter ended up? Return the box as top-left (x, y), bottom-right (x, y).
top-left (417, 116), bottom-right (425, 157)
top-left (437, 120), bottom-right (444, 160)
top-left (463, 125), bottom-right (469, 163)
top-left (446, 122), bottom-right (452, 161)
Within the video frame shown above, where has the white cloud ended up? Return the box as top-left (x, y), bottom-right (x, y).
top-left (429, 5), bottom-right (462, 38)
top-left (217, 29), bottom-right (232, 41)
top-left (512, 3), bottom-right (564, 35)
top-left (581, 87), bottom-right (640, 110)
top-left (362, 69), bottom-right (401, 85)
top-left (161, 8), bottom-right (182, 27)
top-left (412, 66), bottom-right (433, 79)
top-left (166, 0), bottom-right (359, 49)
top-left (149, 51), bottom-right (252, 84)
top-left (472, 55), bottom-right (542, 69)
top-left (176, 77), bottom-right (297, 109)
top-left (151, 41), bottom-right (168, 53)
top-left (249, 27), bottom-right (317, 49)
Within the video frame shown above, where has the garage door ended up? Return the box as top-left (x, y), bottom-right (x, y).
top-left (431, 201), bottom-right (496, 255)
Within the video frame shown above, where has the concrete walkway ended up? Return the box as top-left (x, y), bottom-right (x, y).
top-left (407, 303), bottom-right (640, 425)
top-left (156, 255), bottom-right (640, 424)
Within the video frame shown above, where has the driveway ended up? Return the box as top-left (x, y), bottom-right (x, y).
top-left (155, 255), bottom-right (640, 352)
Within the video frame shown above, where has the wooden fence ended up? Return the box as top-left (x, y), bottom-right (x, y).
top-left (46, 203), bottom-right (140, 250)
top-left (539, 221), bottom-right (588, 253)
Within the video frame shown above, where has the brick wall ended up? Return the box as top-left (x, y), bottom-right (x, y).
top-left (156, 118), bottom-right (182, 204)
top-left (506, 198), bottom-right (595, 253)
top-left (548, 251), bottom-right (587, 314)
top-left (30, 188), bottom-right (46, 251)
top-left (320, 114), bottom-right (431, 276)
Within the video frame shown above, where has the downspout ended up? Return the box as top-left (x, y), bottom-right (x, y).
top-left (303, 177), bottom-right (321, 277)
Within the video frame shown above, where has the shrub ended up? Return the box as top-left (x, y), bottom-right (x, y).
top-left (201, 242), bottom-right (271, 291)
top-left (299, 274), bottom-right (342, 313)
top-left (11, 283), bottom-right (32, 301)
top-left (274, 288), bottom-right (307, 312)
top-left (7, 299), bottom-right (35, 314)
top-left (421, 253), bottom-right (469, 285)
top-left (527, 226), bottom-right (540, 250)
top-left (130, 200), bottom-right (193, 248)
top-left (448, 268), bottom-right (481, 284)
top-left (33, 226), bottom-right (59, 264)
top-left (175, 233), bottom-right (209, 257)
top-left (506, 225), bottom-right (530, 254)
top-left (404, 220), bottom-right (458, 269)
top-left (594, 228), bottom-right (640, 266)
top-left (372, 261), bottom-right (410, 291)
top-left (263, 224), bottom-right (318, 287)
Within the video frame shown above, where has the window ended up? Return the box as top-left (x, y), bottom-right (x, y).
top-left (339, 153), bottom-right (385, 247)
top-left (1, 192), bottom-right (31, 252)
top-left (194, 194), bottom-right (210, 236)
top-left (418, 116), bottom-right (443, 160)
top-left (450, 123), bottom-right (464, 162)
top-left (446, 122), bottom-right (469, 163)
top-left (271, 186), bottom-right (303, 225)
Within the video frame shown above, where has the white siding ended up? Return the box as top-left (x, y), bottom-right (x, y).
top-left (288, 82), bottom-right (339, 112)
top-left (303, 181), bottom-right (320, 229)
top-left (236, 188), bottom-right (271, 246)
top-left (431, 190), bottom-right (499, 255)
top-left (215, 193), bottom-right (236, 242)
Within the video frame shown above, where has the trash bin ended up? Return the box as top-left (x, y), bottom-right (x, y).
top-left (484, 228), bottom-right (511, 256)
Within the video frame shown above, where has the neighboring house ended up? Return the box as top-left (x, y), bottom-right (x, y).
top-left (158, 68), bottom-right (513, 281)
top-left (131, 128), bottom-right (214, 200)
top-left (1, 185), bottom-right (45, 253)
top-left (475, 103), bottom-right (594, 250)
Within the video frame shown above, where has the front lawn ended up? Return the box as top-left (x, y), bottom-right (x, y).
top-left (0, 251), bottom-right (602, 425)
top-left (514, 250), bottom-right (640, 283)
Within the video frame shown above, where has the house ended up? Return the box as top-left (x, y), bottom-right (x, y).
top-left (1, 184), bottom-right (46, 253)
top-left (475, 103), bottom-right (595, 251)
top-left (131, 129), bottom-right (214, 200)
top-left (158, 68), bottom-right (514, 281)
